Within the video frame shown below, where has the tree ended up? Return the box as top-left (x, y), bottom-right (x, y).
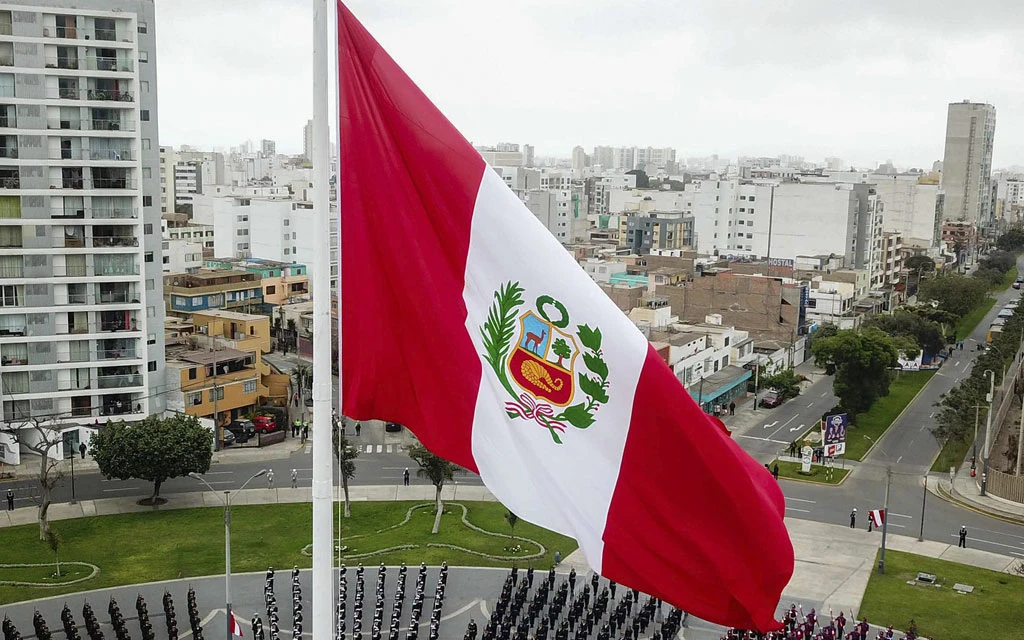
top-left (331, 417), bottom-right (359, 517)
top-left (979, 250), bottom-right (1016, 274)
top-left (904, 306), bottom-right (958, 337)
top-left (758, 368), bottom-right (803, 400)
top-left (45, 528), bottom-right (62, 578)
top-left (932, 380), bottom-right (987, 445)
top-left (918, 274), bottom-right (989, 318)
top-left (972, 267), bottom-right (1005, 287)
top-left (291, 364), bottom-right (312, 403)
top-left (904, 255), bottom-right (936, 273)
top-left (551, 338), bottom-right (571, 368)
top-left (864, 310), bottom-right (945, 357)
top-left (90, 414), bottom-right (213, 504)
top-left (286, 318), bottom-right (298, 347)
top-left (811, 328), bottom-right (910, 418)
top-left (996, 228), bottom-right (1024, 252)
top-left (504, 508), bottom-right (520, 545)
top-left (407, 443), bottom-right (457, 534)
top-left (0, 417), bottom-right (70, 540)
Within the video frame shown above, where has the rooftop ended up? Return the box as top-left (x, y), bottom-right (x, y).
top-left (207, 256), bottom-right (305, 270)
top-left (193, 309), bottom-right (266, 322)
top-left (168, 347), bottom-right (249, 365)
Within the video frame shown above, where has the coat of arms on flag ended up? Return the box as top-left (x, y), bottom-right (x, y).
top-left (481, 281), bottom-right (610, 444)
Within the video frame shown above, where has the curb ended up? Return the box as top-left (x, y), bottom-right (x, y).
top-left (932, 480), bottom-right (1024, 526)
top-left (769, 459), bottom-right (851, 487)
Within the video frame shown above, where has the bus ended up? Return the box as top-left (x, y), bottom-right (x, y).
top-left (987, 324), bottom-right (1004, 343)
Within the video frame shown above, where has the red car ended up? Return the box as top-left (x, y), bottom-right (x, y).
top-left (759, 390), bottom-right (784, 408)
top-left (253, 415), bottom-right (278, 433)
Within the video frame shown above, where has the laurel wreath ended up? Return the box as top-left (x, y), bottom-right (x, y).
top-left (480, 281), bottom-right (609, 443)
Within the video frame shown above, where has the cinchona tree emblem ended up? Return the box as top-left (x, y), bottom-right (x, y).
top-left (480, 281), bottom-right (610, 444)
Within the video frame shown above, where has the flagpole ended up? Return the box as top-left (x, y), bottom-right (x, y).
top-left (311, 0), bottom-right (336, 638)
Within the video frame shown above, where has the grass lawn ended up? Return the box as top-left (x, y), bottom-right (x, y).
top-left (844, 371), bottom-right (936, 461)
top-left (0, 501), bottom-right (577, 605)
top-left (769, 459), bottom-right (848, 485)
top-left (931, 436), bottom-right (973, 473)
top-left (859, 549), bottom-right (1024, 640)
top-left (998, 265), bottom-right (1019, 290)
top-left (956, 297), bottom-right (996, 341)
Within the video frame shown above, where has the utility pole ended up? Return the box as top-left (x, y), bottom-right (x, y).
top-left (918, 474), bottom-right (927, 542)
top-left (1018, 387), bottom-right (1024, 476)
top-left (752, 357), bottom-right (759, 413)
top-left (878, 466), bottom-right (891, 574)
top-left (982, 369), bottom-right (995, 496)
top-left (212, 349), bottom-right (221, 451)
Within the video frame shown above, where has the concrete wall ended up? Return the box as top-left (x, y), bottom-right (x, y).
top-left (656, 275), bottom-right (800, 341)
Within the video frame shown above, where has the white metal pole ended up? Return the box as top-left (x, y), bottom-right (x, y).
top-left (312, 0), bottom-right (335, 639)
top-left (224, 492), bottom-right (232, 640)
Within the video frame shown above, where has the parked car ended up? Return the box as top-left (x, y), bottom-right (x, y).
top-left (222, 429), bottom-right (237, 446)
top-left (1014, 277), bottom-right (1023, 289)
top-left (759, 390), bottom-right (784, 408)
top-left (384, 422), bottom-right (403, 433)
top-left (225, 420), bottom-right (256, 443)
top-left (252, 414), bottom-right (278, 433)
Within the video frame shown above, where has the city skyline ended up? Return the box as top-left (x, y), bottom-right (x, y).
top-left (155, 0), bottom-right (1024, 168)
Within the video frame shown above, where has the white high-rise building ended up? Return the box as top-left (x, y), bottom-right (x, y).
top-left (941, 100), bottom-right (996, 225)
top-left (0, 0), bottom-right (164, 445)
top-left (158, 145), bottom-right (174, 213)
top-left (302, 119), bottom-right (312, 162)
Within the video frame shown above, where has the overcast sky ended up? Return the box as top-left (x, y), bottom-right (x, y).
top-left (154, 0), bottom-right (1024, 169)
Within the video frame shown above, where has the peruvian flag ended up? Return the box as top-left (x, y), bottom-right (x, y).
top-left (336, 2), bottom-right (793, 631)
top-left (870, 509), bottom-right (885, 528)
top-left (229, 615), bottom-right (243, 638)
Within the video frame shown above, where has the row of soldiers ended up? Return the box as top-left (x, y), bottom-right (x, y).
top-left (723, 605), bottom-right (933, 640)
top-left (2, 593), bottom-right (174, 640)
top-left (467, 566), bottom-right (686, 640)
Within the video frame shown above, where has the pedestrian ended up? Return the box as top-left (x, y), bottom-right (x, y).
top-left (79, 441), bottom-right (87, 459)
top-left (849, 508), bottom-right (856, 528)
top-left (729, 401), bottom-right (736, 416)
top-left (293, 392), bottom-right (299, 407)
top-left (291, 468), bottom-right (298, 489)
top-left (403, 468), bottom-right (410, 486)
top-left (302, 423), bottom-right (309, 443)
top-left (554, 551), bottom-right (561, 566)
top-left (355, 422), bottom-right (362, 437)
top-left (959, 525), bottom-right (968, 548)
top-left (772, 463), bottom-right (779, 481)
top-left (867, 517), bottom-right (873, 533)
top-left (6, 488), bottom-right (13, 511)
top-left (267, 469), bottom-right (275, 488)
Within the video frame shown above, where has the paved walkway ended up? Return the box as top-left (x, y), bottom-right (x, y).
top-left (931, 464), bottom-right (1024, 525)
top-left (2, 483), bottom-right (1019, 619)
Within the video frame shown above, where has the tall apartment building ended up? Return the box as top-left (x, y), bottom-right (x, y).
top-left (302, 119), bottom-right (312, 162)
top-left (941, 100), bottom-right (996, 225)
top-left (157, 145), bottom-right (174, 213)
top-left (0, 0), bottom-right (164, 445)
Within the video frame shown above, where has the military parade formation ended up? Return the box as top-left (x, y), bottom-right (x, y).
top-left (721, 604), bottom-right (934, 640)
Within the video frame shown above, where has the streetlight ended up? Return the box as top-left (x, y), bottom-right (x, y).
top-left (982, 370), bottom-right (995, 496)
top-left (189, 469), bottom-right (268, 640)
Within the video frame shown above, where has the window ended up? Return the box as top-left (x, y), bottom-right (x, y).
top-left (266, 285), bottom-right (276, 294)
top-left (188, 367), bottom-right (197, 380)
top-left (740, 196), bottom-right (746, 200)
top-left (284, 248), bottom-right (290, 255)
top-left (749, 196), bottom-right (755, 202)
top-left (237, 229), bottom-right (248, 236)
top-left (162, 256), bottom-right (169, 264)
top-left (209, 387), bottom-right (224, 402)
top-left (143, 223), bottom-right (152, 235)
top-left (243, 380), bottom-right (256, 394)
top-left (0, 285), bottom-right (21, 307)
top-left (292, 232), bottom-right (297, 239)
top-left (146, 278), bottom-right (154, 290)
top-left (142, 138), bottom-right (151, 150)
top-left (283, 219), bottom-right (290, 226)
top-left (138, 21), bottom-right (148, 34)
top-left (722, 355), bottom-right (729, 367)
top-left (148, 360), bottom-right (157, 372)
top-left (148, 333), bottom-right (156, 345)
top-left (739, 208), bottom-right (745, 212)
top-left (143, 195), bottom-right (152, 206)
top-left (144, 252), bottom-right (153, 262)
top-left (139, 51), bottom-right (149, 63)
top-left (186, 391), bottom-right (202, 406)
top-left (140, 110), bottom-right (150, 121)
top-left (147, 306), bottom-right (155, 317)
top-left (140, 80), bottom-right (150, 93)
top-left (748, 208), bottom-right (754, 214)
top-left (142, 167), bottom-right (152, 178)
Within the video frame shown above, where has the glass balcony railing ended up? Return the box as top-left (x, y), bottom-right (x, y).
top-left (95, 264), bottom-right (140, 276)
top-left (47, 119), bottom-right (136, 132)
top-left (97, 374), bottom-right (143, 389)
top-left (97, 347), bottom-right (137, 361)
top-left (92, 207), bottom-right (138, 219)
top-left (93, 28), bottom-right (117, 42)
top-left (92, 235), bottom-right (138, 248)
top-left (0, 114), bottom-right (15, 128)
top-left (86, 89), bottom-right (134, 103)
top-left (84, 57), bottom-right (133, 73)
top-left (54, 292), bottom-right (139, 305)
top-left (0, 147), bottom-right (17, 159)
top-left (49, 149), bottom-right (134, 161)
top-left (0, 176), bottom-right (19, 189)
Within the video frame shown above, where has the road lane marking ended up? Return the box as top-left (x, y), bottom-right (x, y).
top-left (785, 507), bottom-right (811, 513)
top-left (785, 497), bottom-right (816, 504)
top-left (202, 471), bottom-right (234, 475)
top-left (821, 392), bottom-right (828, 397)
top-left (790, 424), bottom-right (804, 432)
top-left (781, 416), bottom-right (798, 428)
top-left (972, 527), bottom-right (1024, 541)
top-left (735, 435), bottom-right (789, 444)
top-left (896, 456), bottom-right (903, 463)
top-left (102, 487), bottom-right (144, 492)
top-left (951, 534), bottom-right (1024, 553)
top-left (807, 402), bottom-right (815, 408)
top-left (889, 513), bottom-right (913, 519)
top-left (886, 523), bottom-right (906, 528)
top-left (763, 421), bottom-right (779, 429)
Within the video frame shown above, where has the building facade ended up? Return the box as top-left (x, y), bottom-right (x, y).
top-left (941, 100), bottom-right (996, 225)
top-left (0, 0), bottom-right (164, 442)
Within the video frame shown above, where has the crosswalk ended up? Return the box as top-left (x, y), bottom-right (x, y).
top-left (304, 443), bottom-right (404, 455)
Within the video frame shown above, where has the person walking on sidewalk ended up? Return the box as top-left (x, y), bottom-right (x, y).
top-left (729, 401), bottom-right (736, 416)
top-left (301, 423), bottom-right (309, 443)
top-left (849, 508), bottom-right (857, 528)
top-left (959, 525), bottom-right (968, 548)
top-left (355, 422), bottom-right (362, 437)
top-left (291, 469), bottom-right (298, 489)
top-left (6, 488), bottom-right (13, 511)
top-left (79, 441), bottom-right (87, 459)
top-left (267, 469), bottom-right (275, 488)
top-left (403, 468), bottom-right (410, 486)
top-left (772, 463), bottom-right (779, 481)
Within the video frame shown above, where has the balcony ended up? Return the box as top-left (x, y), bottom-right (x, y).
top-left (0, 354), bottom-right (27, 366)
top-left (90, 119), bottom-right (134, 132)
top-left (92, 177), bottom-right (136, 190)
top-left (95, 264), bottom-right (139, 277)
top-left (97, 346), bottom-right (137, 361)
top-left (86, 89), bottom-right (134, 103)
top-left (0, 175), bottom-right (19, 189)
top-left (84, 57), bottom-right (133, 73)
top-left (92, 234), bottom-right (138, 248)
top-left (93, 28), bottom-right (118, 42)
top-left (97, 373), bottom-right (143, 389)
top-left (47, 26), bottom-right (79, 39)
top-left (92, 207), bottom-right (138, 219)
top-left (54, 292), bottom-right (139, 305)
top-left (49, 149), bottom-right (134, 161)
top-left (99, 318), bottom-right (139, 333)
top-left (0, 113), bottom-right (15, 129)
top-left (55, 265), bottom-right (88, 277)
top-left (0, 147), bottom-right (18, 159)
top-left (44, 57), bottom-right (80, 70)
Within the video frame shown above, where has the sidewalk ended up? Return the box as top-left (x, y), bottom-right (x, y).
top-left (1, 483), bottom-right (1018, 618)
top-left (719, 360), bottom-right (830, 436)
top-left (931, 465), bottom-right (1024, 525)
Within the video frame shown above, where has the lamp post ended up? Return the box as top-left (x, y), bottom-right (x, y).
top-left (982, 369), bottom-right (995, 496)
top-left (67, 448), bottom-right (76, 505)
top-left (918, 474), bottom-right (927, 542)
top-left (190, 469), bottom-right (267, 640)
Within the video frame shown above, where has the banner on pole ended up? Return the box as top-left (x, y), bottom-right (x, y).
top-left (822, 413), bottom-right (847, 457)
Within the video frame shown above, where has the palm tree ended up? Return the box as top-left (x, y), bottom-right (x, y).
top-left (291, 364), bottom-right (312, 404)
top-left (408, 443), bottom-right (457, 534)
top-left (504, 508), bottom-right (519, 546)
top-left (332, 418), bottom-right (359, 517)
